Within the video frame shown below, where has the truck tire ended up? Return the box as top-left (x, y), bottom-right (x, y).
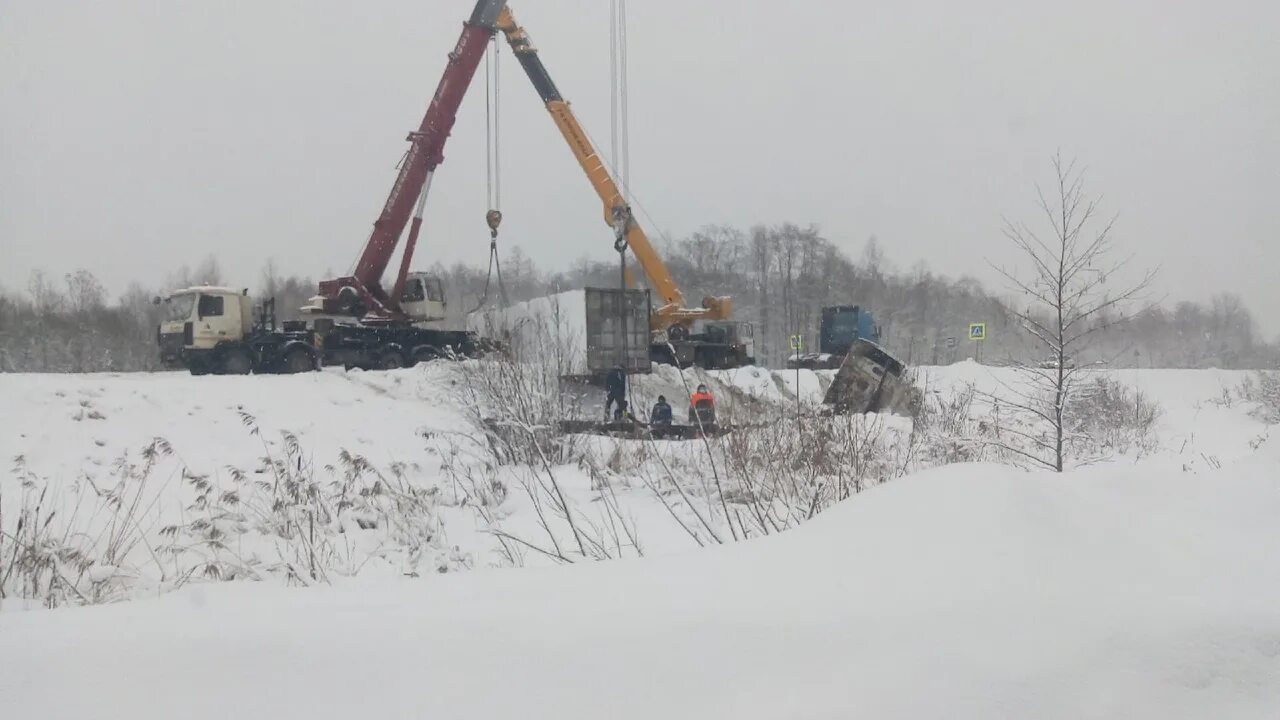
top-left (220, 348), bottom-right (252, 375)
top-left (410, 345), bottom-right (441, 364)
top-left (378, 349), bottom-right (407, 370)
top-left (283, 347), bottom-right (315, 374)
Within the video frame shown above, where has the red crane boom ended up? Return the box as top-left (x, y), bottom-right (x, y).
top-left (316, 0), bottom-right (508, 320)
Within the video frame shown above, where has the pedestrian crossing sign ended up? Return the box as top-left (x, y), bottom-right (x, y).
top-left (789, 334), bottom-right (804, 351)
top-left (969, 323), bottom-right (987, 341)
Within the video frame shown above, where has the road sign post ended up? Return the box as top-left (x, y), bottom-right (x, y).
top-left (789, 334), bottom-right (804, 416)
top-left (968, 323), bottom-right (987, 363)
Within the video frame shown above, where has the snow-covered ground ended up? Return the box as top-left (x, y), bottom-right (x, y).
top-left (5, 362), bottom-right (1260, 485)
top-left (0, 362), bottom-right (846, 587)
top-left (2, 362), bottom-right (1278, 717)
top-left (0, 363), bottom-right (1269, 577)
top-left (4, 448), bottom-right (1279, 718)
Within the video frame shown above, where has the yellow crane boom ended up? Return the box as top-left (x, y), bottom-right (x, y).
top-left (495, 7), bottom-right (731, 335)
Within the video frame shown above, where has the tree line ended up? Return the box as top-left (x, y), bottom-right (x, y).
top-left (1, 233), bottom-right (1274, 372)
top-left (435, 225), bottom-right (1274, 370)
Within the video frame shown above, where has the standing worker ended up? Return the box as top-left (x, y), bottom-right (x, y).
top-left (650, 395), bottom-right (673, 425)
top-left (650, 394), bottom-right (674, 438)
top-left (605, 365), bottom-right (627, 421)
top-left (689, 383), bottom-right (716, 427)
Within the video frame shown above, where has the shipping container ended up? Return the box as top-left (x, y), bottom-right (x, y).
top-left (584, 287), bottom-right (651, 374)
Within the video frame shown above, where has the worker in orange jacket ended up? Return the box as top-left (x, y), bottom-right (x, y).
top-left (689, 383), bottom-right (716, 426)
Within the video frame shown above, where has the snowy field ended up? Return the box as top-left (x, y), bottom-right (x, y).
top-left (2, 362), bottom-right (1279, 717)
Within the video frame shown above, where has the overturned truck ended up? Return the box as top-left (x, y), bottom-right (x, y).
top-left (822, 339), bottom-right (921, 416)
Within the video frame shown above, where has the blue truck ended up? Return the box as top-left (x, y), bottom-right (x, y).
top-left (787, 305), bottom-right (882, 370)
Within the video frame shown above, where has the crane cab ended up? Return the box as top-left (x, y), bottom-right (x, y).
top-left (653, 320), bottom-right (755, 369)
top-left (700, 320), bottom-right (755, 367)
top-left (398, 272), bottom-right (447, 323)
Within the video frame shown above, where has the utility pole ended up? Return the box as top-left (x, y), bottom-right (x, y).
top-left (796, 354), bottom-right (801, 418)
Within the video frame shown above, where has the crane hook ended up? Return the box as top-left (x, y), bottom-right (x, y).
top-left (486, 209), bottom-right (503, 239)
top-left (611, 204), bottom-right (631, 253)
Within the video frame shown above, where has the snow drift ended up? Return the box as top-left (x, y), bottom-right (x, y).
top-left (467, 289), bottom-right (589, 374)
top-left (3, 365), bottom-right (1279, 717)
top-left (3, 451), bottom-right (1279, 719)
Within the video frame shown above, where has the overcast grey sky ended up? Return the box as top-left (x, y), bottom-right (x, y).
top-left (2, 1), bottom-right (1277, 332)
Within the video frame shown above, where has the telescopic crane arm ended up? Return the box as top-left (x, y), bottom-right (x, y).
top-left (316, 0), bottom-right (508, 319)
top-left (494, 7), bottom-right (730, 330)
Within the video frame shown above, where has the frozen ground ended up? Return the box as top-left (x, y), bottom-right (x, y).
top-left (2, 362), bottom-right (1278, 717)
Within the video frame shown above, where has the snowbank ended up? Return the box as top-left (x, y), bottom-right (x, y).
top-left (0, 366), bottom-right (471, 489)
top-left (620, 363), bottom-right (833, 421)
top-left (467, 289), bottom-right (589, 374)
top-left (3, 364), bottom-right (1278, 715)
top-left (3, 454), bottom-right (1279, 718)
top-left (2, 365), bottom-right (1266, 576)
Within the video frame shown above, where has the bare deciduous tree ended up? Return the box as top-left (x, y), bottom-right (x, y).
top-left (991, 153), bottom-right (1157, 471)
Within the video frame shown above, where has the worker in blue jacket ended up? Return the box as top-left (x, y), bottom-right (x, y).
top-left (650, 395), bottom-right (673, 426)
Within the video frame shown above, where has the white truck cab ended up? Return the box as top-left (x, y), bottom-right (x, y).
top-left (158, 287), bottom-right (252, 348)
top-left (156, 286), bottom-right (257, 372)
top-left (821, 339), bottom-right (920, 415)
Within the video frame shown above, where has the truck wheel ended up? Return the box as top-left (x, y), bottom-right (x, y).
top-left (283, 347), bottom-right (315, 374)
top-left (220, 348), bottom-right (252, 375)
top-left (189, 361), bottom-right (211, 376)
top-left (410, 345), bottom-right (440, 364)
top-left (378, 350), bottom-right (407, 370)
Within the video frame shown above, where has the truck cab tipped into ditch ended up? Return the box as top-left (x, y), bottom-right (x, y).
top-left (822, 338), bottom-right (920, 415)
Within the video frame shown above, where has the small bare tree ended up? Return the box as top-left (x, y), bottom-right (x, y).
top-left (992, 153), bottom-right (1157, 471)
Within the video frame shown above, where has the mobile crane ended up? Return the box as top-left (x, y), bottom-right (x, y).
top-left (157, 0), bottom-right (508, 374)
top-left (312, 0), bottom-right (508, 323)
top-left (494, 7), bottom-right (755, 369)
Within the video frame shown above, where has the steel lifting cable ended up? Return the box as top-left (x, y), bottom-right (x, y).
top-left (593, 3), bottom-right (675, 253)
top-left (619, 0), bottom-right (631, 197)
top-left (609, 0), bottom-right (631, 200)
top-left (612, 0), bottom-right (642, 419)
top-left (487, 33), bottom-right (502, 214)
top-left (471, 36), bottom-right (509, 314)
top-left (610, 0), bottom-right (619, 184)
